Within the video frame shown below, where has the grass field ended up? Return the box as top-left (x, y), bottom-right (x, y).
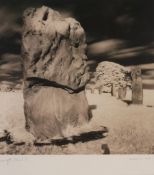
top-left (0, 89), bottom-right (154, 154)
top-left (87, 90), bottom-right (154, 154)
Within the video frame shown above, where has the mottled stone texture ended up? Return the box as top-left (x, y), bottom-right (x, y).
top-left (22, 6), bottom-right (90, 139)
top-left (86, 61), bottom-right (131, 96)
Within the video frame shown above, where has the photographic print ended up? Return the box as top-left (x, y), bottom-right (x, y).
top-left (0, 0), bottom-right (154, 155)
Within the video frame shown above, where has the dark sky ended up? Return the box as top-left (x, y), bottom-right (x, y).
top-left (0, 0), bottom-right (154, 87)
top-left (1, 0), bottom-right (154, 39)
top-left (1, 0), bottom-right (154, 54)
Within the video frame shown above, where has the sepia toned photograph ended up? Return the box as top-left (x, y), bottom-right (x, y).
top-left (0, 0), bottom-right (154, 154)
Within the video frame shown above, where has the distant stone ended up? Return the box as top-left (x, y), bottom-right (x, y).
top-left (0, 84), bottom-right (13, 92)
top-left (131, 66), bottom-right (143, 104)
top-left (86, 61), bottom-right (131, 95)
top-left (15, 84), bottom-right (23, 90)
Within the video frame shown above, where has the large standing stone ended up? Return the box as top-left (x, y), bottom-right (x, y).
top-left (22, 6), bottom-right (90, 139)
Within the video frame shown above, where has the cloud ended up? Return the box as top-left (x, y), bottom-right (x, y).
top-left (0, 7), bottom-right (21, 38)
top-left (88, 39), bottom-right (125, 56)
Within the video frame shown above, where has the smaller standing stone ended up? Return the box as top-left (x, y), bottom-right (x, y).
top-left (86, 61), bottom-right (131, 98)
top-left (131, 66), bottom-right (143, 104)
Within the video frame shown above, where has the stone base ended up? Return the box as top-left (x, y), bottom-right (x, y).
top-left (24, 87), bottom-right (90, 139)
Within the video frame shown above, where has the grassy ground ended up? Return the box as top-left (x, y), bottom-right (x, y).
top-left (0, 89), bottom-right (154, 154)
top-left (87, 90), bottom-right (154, 154)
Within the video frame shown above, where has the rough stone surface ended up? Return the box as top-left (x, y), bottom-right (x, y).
top-left (22, 6), bottom-right (90, 139)
top-left (22, 6), bottom-right (89, 90)
top-left (131, 66), bottom-right (143, 104)
top-left (86, 61), bottom-right (131, 94)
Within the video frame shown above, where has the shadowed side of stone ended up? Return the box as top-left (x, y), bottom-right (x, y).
top-left (22, 6), bottom-right (90, 139)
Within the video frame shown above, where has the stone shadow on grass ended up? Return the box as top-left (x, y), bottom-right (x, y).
top-left (34, 127), bottom-right (108, 147)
